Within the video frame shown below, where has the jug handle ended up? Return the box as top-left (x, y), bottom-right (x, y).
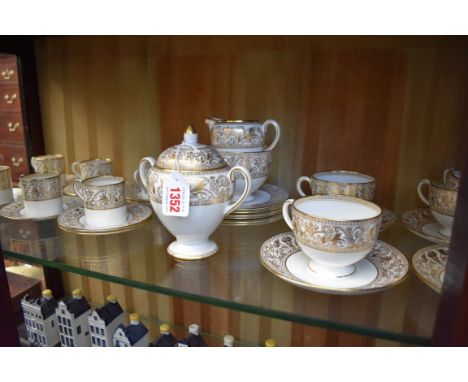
top-left (224, 166), bottom-right (252, 217)
top-left (262, 119), bottom-right (281, 151)
top-left (139, 156), bottom-right (157, 189)
top-left (205, 116), bottom-right (222, 131)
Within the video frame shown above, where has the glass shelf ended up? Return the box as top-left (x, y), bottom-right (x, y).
top-left (0, 214), bottom-right (439, 346)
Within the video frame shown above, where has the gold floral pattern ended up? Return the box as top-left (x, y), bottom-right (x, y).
top-left (412, 245), bottom-right (447, 293)
top-left (82, 183), bottom-right (126, 210)
top-left (210, 124), bottom-right (264, 149)
top-left (21, 176), bottom-right (62, 201)
top-left (217, 150), bottom-right (272, 179)
top-left (0, 167), bottom-right (12, 190)
top-left (147, 169), bottom-right (234, 206)
top-left (292, 207), bottom-right (381, 253)
top-left (31, 155), bottom-right (65, 174)
top-left (429, 183), bottom-right (457, 216)
top-left (400, 208), bottom-right (450, 244)
top-left (310, 178), bottom-right (375, 201)
top-left (259, 232), bottom-right (408, 294)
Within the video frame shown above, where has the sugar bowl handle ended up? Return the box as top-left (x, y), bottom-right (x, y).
top-left (139, 156), bottom-right (157, 189)
top-left (72, 180), bottom-right (85, 201)
top-left (224, 165), bottom-right (252, 217)
top-left (296, 176), bottom-right (310, 197)
top-left (262, 119), bottom-right (281, 151)
top-left (417, 179), bottom-right (430, 206)
top-left (282, 199), bottom-right (294, 230)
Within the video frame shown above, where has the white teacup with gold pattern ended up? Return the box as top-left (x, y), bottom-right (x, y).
top-left (443, 168), bottom-right (461, 189)
top-left (417, 179), bottom-right (458, 237)
top-left (31, 154), bottom-right (67, 184)
top-left (297, 170), bottom-right (376, 201)
top-left (73, 176), bottom-right (127, 229)
top-left (283, 195), bottom-right (382, 278)
top-left (216, 149), bottom-right (272, 202)
top-left (0, 166), bottom-right (14, 205)
top-left (71, 158), bottom-right (113, 180)
top-left (20, 173), bottom-right (63, 218)
top-left (205, 117), bottom-right (281, 152)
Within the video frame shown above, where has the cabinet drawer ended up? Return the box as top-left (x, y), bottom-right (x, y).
top-left (0, 85), bottom-right (22, 112)
top-left (0, 112), bottom-right (25, 143)
top-left (0, 143), bottom-right (29, 182)
top-left (0, 57), bottom-right (19, 85)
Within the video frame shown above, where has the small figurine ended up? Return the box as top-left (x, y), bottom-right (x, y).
top-left (177, 324), bottom-right (207, 347)
top-left (55, 289), bottom-right (92, 347)
top-left (151, 323), bottom-right (178, 347)
top-left (21, 289), bottom-right (60, 347)
top-left (223, 335), bottom-right (234, 347)
top-left (113, 313), bottom-right (149, 347)
top-left (88, 295), bottom-right (124, 347)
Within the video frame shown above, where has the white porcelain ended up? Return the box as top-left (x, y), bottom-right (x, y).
top-left (283, 195), bottom-right (382, 278)
top-left (139, 128), bottom-right (252, 260)
top-left (400, 208), bottom-right (450, 245)
top-left (73, 176), bottom-right (127, 229)
top-left (20, 173), bottom-right (63, 218)
top-left (0, 188), bottom-right (14, 205)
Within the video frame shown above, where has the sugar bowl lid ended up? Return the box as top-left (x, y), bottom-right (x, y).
top-left (156, 126), bottom-right (228, 173)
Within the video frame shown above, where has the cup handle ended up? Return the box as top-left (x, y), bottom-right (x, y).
top-left (205, 117), bottom-right (222, 131)
top-left (296, 176), bottom-right (310, 197)
top-left (282, 199), bottom-right (295, 230)
top-left (224, 165), bottom-right (252, 217)
top-left (139, 156), bottom-right (157, 189)
top-left (133, 168), bottom-right (145, 190)
top-left (262, 119), bottom-right (281, 151)
top-left (72, 180), bottom-right (85, 201)
top-left (71, 162), bottom-right (81, 178)
top-left (417, 179), bottom-right (430, 206)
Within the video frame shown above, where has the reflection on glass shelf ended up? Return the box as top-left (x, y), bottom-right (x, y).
top-left (1, 215), bottom-right (439, 345)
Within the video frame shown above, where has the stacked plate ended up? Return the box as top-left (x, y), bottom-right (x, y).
top-left (223, 184), bottom-right (289, 226)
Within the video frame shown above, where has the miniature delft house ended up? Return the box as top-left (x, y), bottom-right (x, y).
top-left (55, 289), bottom-right (92, 347)
top-left (113, 313), bottom-right (149, 347)
top-left (21, 289), bottom-right (60, 347)
top-left (88, 295), bottom-right (125, 347)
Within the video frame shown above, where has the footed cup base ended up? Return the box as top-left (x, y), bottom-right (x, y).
top-left (307, 260), bottom-right (357, 279)
top-left (167, 240), bottom-right (218, 261)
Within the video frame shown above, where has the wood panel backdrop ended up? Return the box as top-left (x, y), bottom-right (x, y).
top-left (32, 36), bottom-right (468, 346)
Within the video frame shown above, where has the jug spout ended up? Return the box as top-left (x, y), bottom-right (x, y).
top-left (204, 116), bottom-right (222, 130)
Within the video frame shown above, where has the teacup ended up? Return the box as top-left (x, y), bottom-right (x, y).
top-left (417, 179), bottom-right (458, 237)
top-left (71, 158), bottom-right (112, 180)
top-left (73, 175), bottom-right (127, 228)
top-left (205, 117), bottom-right (281, 152)
top-left (443, 168), bottom-right (461, 189)
top-left (216, 148), bottom-right (272, 202)
top-left (31, 154), bottom-right (67, 184)
top-left (283, 195), bottom-right (382, 278)
top-left (20, 173), bottom-right (63, 218)
top-left (133, 168), bottom-right (148, 199)
top-left (297, 170), bottom-right (376, 201)
top-left (0, 166), bottom-right (14, 205)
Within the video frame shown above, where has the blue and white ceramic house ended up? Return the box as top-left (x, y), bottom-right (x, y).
top-left (55, 289), bottom-right (91, 347)
top-left (113, 313), bottom-right (149, 347)
top-left (21, 289), bottom-right (59, 347)
top-left (88, 295), bottom-right (125, 347)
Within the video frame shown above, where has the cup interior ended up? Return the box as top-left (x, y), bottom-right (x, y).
top-left (84, 176), bottom-right (124, 187)
top-left (294, 196), bottom-right (381, 221)
top-left (0, 165), bottom-right (10, 172)
top-left (313, 171), bottom-right (374, 184)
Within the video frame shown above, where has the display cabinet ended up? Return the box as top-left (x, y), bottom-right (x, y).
top-left (0, 36), bottom-right (467, 346)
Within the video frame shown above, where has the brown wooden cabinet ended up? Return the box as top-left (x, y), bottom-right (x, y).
top-left (0, 53), bottom-right (30, 183)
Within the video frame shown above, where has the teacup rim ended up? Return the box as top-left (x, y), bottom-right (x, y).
top-left (210, 119), bottom-right (261, 124)
top-left (20, 172), bottom-right (61, 182)
top-left (0, 165), bottom-right (10, 172)
top-left (216, 147), bottom-right (272, 155)
top-left (82, 175), bottom-right (125, 187)
top-left (292, 195), bottom-right (382, 223)
top-left (77, 157), bottom-right (112, 165)
top-left (311, 170), bottom-right (376, 185)
top-left (33, 153), bottom-right (64, 160)
top-left (430, 180), bottom-right (458, 193)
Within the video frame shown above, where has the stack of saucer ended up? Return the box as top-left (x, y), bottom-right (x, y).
top-left (222, 184), bottom-right (288, 225)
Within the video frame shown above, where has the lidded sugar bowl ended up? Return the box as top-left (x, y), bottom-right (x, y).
top-left (139, 126), bottom-right (252, 260)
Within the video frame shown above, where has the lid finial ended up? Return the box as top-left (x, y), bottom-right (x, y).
top-left (184, 125), bottom-right (198, 145)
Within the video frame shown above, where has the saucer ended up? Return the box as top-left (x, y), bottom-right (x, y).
top-left (0, 196), bottom-right (83, 221)
top-left (400, 208), bottom-right (450, 244)
top-left (125, 183), bottom-right (150, 202)
top-left (259, 232), bottom-right (408, 295)
top-left (412, 245), bottom-right (447, 293)
top-left (222, 213), bottom-right (283, 226)
top-left (58, 203), bottom-right (153, 235)
top-left (380, 208), bottom-right (396, 232)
